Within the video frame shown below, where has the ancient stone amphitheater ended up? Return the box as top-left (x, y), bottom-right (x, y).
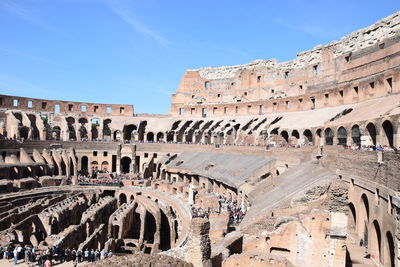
top-left (0, 11), bottom-right (399, 267)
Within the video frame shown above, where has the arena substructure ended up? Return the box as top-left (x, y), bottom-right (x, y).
top-left (0, 11), bottom-right (400, 267)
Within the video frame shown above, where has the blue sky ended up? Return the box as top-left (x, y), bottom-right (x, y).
top-left (0, 0), bottom-right (398, 114)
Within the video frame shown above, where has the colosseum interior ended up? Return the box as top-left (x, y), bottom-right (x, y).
top-left (0, 11), bottom-right (399, 267)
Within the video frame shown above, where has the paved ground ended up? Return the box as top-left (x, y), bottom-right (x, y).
top-left (0, 259), bottom-right (75, 267)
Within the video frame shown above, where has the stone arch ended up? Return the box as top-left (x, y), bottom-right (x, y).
top-left (119, 193), bottom-right (127, 206)
top-left (366, 122), bottom-right (377, 146)
top-left (166, 131), bottom-right (174, 142)
top-left (348, 202), bottom-right (357, 236)
top-left (303, 129), bottom-right (313, 144)
top-left (358, 194), bottom-right (369, 247)
top-left (121, 156), bottom-right (131, 173)
top-left (146, 132), bottom-right (154, 142)
top-left (370, 220), bottom-right (381, 262)
top-left (123, 124), bottom-right (137, 140)
top-left (291, 130), bottom-right (300, 139)
top-left (324, 128), bottom-right (334, 145)
top-left (66, 117), bottom-right (76, 141)
top-left (60, 159), bottom-right (67, 176)
top-left (337, 127), bottom-right (347, 146)
top-left (160, 210), bottom-right (171, 250)
top-left (384, 231), bottom-right (395, 267)
top-left (91, 161), bottom-right (99, 171)
top-left (81, 156), bottom-right (88, 173)
top-left (27, 114), bottom-right (40, 140)
top-left (381, 120), bottom-right (394, 147)
top-left (19, 126), bottom-right (30, 140)
top-left (103, 119), bottom-right (112, 139)
top-left (113, 130), bottom-right (121, 141)
top-left (91, 118), bottom-right (100, 140)
top-left (101, 161), bottom-right (109, 171)
top-left (69, 158), bottom-right (74, 177)
top-left (280, 130), bottom-right (289, 143)
top-left (144, 211), bottom-right (157, 244)
top-left (156, 132), bottom-right (164, 142)
top-left (52, 126), bottom-right (61, 140)
top-left (351, 125), bottom-right (361, 146)
top-left (78, 118), bottom-right (89, 140)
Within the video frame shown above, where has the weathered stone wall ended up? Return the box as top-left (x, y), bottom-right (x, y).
top-left (169, 12), bottom-right (400, 117)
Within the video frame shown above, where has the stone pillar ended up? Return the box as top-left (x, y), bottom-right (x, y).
top-left (394, 122), bottom-right (399, 148)
top-left (98, 128), bottom-right (103, 140)
top-left (116, 144), bottom-right (121, 174)
top-left (185, 218), bottom-right (212, 267)
top-left (189, 185), bottom-right (195, 205)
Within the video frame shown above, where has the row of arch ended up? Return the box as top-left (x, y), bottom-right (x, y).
top-left (276, 120), bottom-right (395, 147)
top-left (348, 193), bottom-right (396, 267)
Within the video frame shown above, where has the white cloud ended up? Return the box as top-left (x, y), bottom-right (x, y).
top-left (103, 1), bottom-right (169, 48)
top-left (0, 47), bottom-right (54, 64)
top-left (274, 17), bottom-right (335, 38)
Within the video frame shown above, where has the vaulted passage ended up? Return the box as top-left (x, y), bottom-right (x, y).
top-left (382, 120), bottom-right (394, 147)
top-left (366, 123), bottom-right (377, 146)
top-left (325, 128), bottom-right (334, 145)
top-left (121, 157), bottom-right (132, 173)
top-left (351, 125), bottom-right (361, 145)
top-left (124, 124), bottom-right (137, 140)
top-left (337, 127), bottom-right (347, 146)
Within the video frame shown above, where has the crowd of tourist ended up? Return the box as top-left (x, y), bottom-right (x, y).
top-left (190, 194), bottom-right (247, 225)
top-left (341, 144), bottom-right (400, 152)
top-left (191, 207), bottom-right (210, 218)
top-left (0, 245), bottom-right (114, 266)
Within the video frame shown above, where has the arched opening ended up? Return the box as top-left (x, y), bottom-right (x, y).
top-left (91, 118), bottom-right (100, 141)
top-left (156, 132), bottom-right (164, 142)
top-left (123, 124), bottom-right (137, 141)
top-left (384, 231), bottom-right (395, 267)
top-left (167, 131), bottom-right (174, 142)
top-left (28, 114), bottom-right (40, 140)
top-left (144, 212), bottom-right (156, 245)
top-left (348, 202), bottom-right (357, 237)
top-left (69, 158), bottom-right (74, 177)
top-left (382, 120), bottom-right (394, 147)
top-left (81, 156), bottom-right (88, 175)
top-left (91, 161), bottom-right (99, 171)
top-left (351, 125), bottom-right (361, 146)
top-left (370, 220), bottom-right (381, 262)
top-left (160, 210), bottom-right (171, 250)
top-left (101, 161), bottom-right (109, 172)
top-left (119, 193), bottom-right (127, 206)
top-left (78, 118), bottom-right (89, 140)
top-left (324, 128), bottom-right (334, 145)
top-left (138, 121), bottom-right (147, 141)
top-left (291, 130), bottom-right (300, 139)
top-left (359, 194), bottom-right (369, 247)
top-left (52, 126), bottom-right (61, 140)
top-left (337, 127), bottom-right (347, 146)
top-left (126, 208), bottom-right (141, 239)
top-left (19, 126), bottom-right (30, 140)
top-left (121, 157), bottom-right (131, 173)
top-left (366, 123), bottom-right (377, 146)
top-left (113, 130), bottom-right (121, 141)
top-left (60, 159), bottom-right (67, 176)
top-left (303, 129), bottom-right (313, 144)
top-left (66, 117), bottom-right (76, 141)
top-left (103, 119), bottom-right (112, 140)
top-left (280, 131), bottom-right (289, 143)
top-left (146, 132), bottom-right (154, 142)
